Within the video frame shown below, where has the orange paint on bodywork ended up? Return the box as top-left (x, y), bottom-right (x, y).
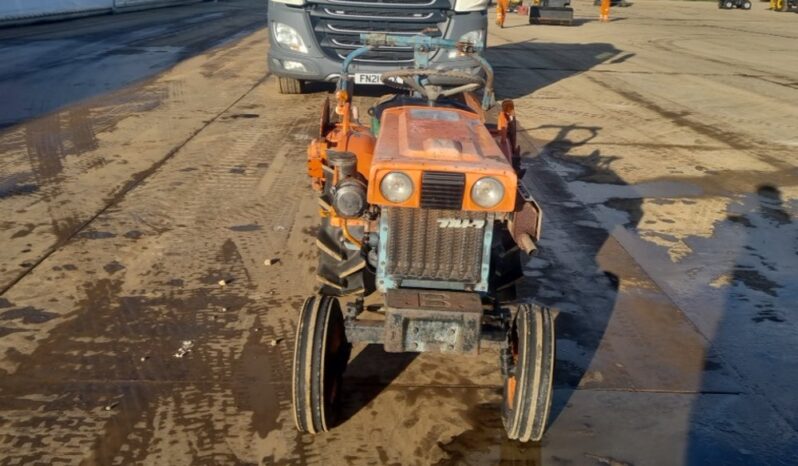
top-left (367, 106), bottom-right (518, 212)
top-left (307, 140), bottom-right (326, 191)
top-left (307, 121), bottom-right (375, 193)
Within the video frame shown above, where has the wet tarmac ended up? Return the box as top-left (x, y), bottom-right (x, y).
top-left (0, 0), bottom-right (797, 464)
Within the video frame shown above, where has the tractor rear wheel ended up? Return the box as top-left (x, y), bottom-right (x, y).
top-left (501, 304), bottom-right (555, 442)
top-left (279, 77), bottom-right (304, 94)
top-left (316, 217), bottom-right (374, 297)
top-left (490, 224), bottom-right (523, 303)
top-left (292, 295), bottom-right (351, 434)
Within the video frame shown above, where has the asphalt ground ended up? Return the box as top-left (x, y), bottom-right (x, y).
top-left (0, 0), bottom-right (796, 464)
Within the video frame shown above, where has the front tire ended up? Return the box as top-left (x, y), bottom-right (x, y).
top-left (502, 304), bottom-right (555, 442)
top-left (742, 0), bottom-right (752, 8)
top-left (292, 295), bottom-right (351, 434)
top-left (279, 77), bottom-right (304, 94)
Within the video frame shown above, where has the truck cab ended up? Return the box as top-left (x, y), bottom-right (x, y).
top-left (267, 0), bottom-right (489, 93)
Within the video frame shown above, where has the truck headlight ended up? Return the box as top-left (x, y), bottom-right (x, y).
top-left (449, 30), bottom-right (485, 58)
top-left (380, 172), bottom-right (414, 203)
top-left (271, 0), bottom-right (306, 5)
top-left (273, 22), bottom-right (308, 54)
top-left (471, 177), bottom-right (504, 208)
top-left (454, 0), bottom-right (489, 12)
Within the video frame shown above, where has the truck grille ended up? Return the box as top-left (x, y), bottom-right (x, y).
top-left (307, 0), bottom-right (450, 64)
top-left (384, 208), bottom-right (487, 285)
top-left (421, 171), bottom-right (465, 210)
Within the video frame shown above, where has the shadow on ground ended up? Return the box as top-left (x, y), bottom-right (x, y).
top-left (486, 40), bottom-right (623, 100)
top-left (686, 184), bottom-right (798, 464)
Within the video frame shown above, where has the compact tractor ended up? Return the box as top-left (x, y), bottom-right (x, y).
top-left (293, 34), bottom-right (555, 442)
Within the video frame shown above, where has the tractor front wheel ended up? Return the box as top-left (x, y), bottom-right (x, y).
top-left (501, 303), bottom-right (555, 442)
top-left (292, 295), bottom-right (351, 434)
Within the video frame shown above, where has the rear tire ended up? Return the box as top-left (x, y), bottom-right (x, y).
top-left (279, 77), bottom-right (304, 94)
top-left (490, 224), bottom-right (523, 303)
top-left (742, 0), bottom-right (752, 8)
top-left (292, 295), bottom-right (351, 434)
top-left (724, 0), bottom-right (734, 7)
top-left (315, 217), bottom-right (374, 297)
top-left (502, 304), bottom-right (555, 442)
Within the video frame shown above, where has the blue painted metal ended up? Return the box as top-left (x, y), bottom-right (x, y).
top-left (376, 211), bottom-right (397, 292)
top-left (338, 45), bottom-right (373, 92)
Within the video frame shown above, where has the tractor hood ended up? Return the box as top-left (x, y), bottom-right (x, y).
top-left (367, 106), bottom-right (517, 212)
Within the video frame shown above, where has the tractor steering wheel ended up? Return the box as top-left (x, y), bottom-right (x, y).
top-left (381, 68), bottom-right (485, 101)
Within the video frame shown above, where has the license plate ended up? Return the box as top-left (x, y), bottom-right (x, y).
top-left (354, 72), bottom-right (382, 85)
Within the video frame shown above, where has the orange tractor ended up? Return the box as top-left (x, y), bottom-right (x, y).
top-left (293, 33), bottom-right (555, 442)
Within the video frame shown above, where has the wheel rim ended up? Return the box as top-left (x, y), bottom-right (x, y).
top-left (504, 323), bottom-right (520, 409)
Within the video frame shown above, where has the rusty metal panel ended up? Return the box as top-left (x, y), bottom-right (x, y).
top-left (383, 289), bottom-right (483, 355)
top-left (513, 182), bottom-right (542, 240)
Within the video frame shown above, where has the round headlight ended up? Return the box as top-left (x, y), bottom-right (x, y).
top-left (380, 172), bottom-right (413, 203)
top-left (471, 177), bottom-right (504, 208)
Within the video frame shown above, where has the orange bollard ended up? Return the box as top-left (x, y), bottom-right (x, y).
top-left (600, 0), bottom-right (610, 22)
top-left (496, 0), bottom-right (510, 27)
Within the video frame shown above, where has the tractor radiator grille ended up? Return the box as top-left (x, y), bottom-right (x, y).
top-left (384, 208), bottom-right (487, 285)
top-left (420, 171), bottom-right (465, 210)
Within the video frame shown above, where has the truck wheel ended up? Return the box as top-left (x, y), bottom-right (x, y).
top-left (279, 77), bottom-right (304, 94)
top-left (502, 303), bottom-right (555, 442)
top-left (742, 0), bottom-right (752, 8)
top-left (724, 0), bottom-right (734, 7)
top-left (292, 295), bottom-right (351, 434)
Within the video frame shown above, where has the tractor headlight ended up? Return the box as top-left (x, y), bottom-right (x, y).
top-left (273, 23), bottom-right (308, 54)
top-left (471, 177), bottom-right (504, 208)
top-left (380, 172), bottom-right (414, 203)
top-left (449, 30), bottom-right (485, 58)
